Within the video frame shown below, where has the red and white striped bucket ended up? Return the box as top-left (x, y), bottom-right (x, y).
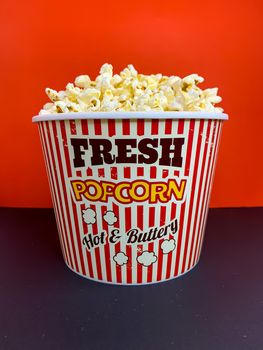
top-left (33, 112), bottom-right (228, 285)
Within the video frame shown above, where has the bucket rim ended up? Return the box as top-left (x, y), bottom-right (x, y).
top-left (32, 111), bottom-right (228, 123)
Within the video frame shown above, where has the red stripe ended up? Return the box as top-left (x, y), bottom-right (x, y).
top-left (57, 121), bottom-right (87, 275)
top-left (151, 119), bottom-right (159, 134)
top-left (108, 119), bottom-right (122, 283)
top-left (136, 171), bottom-right (145, 232)
top-left (39, 123), bottom-right (69, 266)
top-left (81, 120), bottom-right (88, 135)
top-left (101, 205), bottom-right (112, 282)
top-left (98, 168), bottom-right (112, 282)
top-left (136, 163), bottom-right (144, 283)
top-left (173, 204), bottom-right (185, 277)
top-left (70, 120), bottom-right (76, 135)
top-left (193, 121), bottom-right (219, 264)
top-left (181, 120), bottom-right (204, 274)
top-left (149, 120), bottom-right (159, 282)
top-left (165, 120), bottom-right (183, 279)
top-left (155, 118), bottom-right (174, 281)
top-left (111, 167), bottom-right (118, 180)
top-left (89, 203), bottom-right (102, 279)
top-left (178, 120), bottom-right (184, 135)
top-left (59, 120), bottom-right (88, 275)
top-left (165, 201), bottom-right (176, 280)
top-left (123, 167), bottom-right (130, 178)
top-left (159, 203), bottom-right (167, 226)
top-left (94, 119), bottom-right (102, 134)
top-left (76, 164), bottom-right (94, 276)
top-left (86, 167), bottom-right (92, 176)
top-left (98, 168), bottom-right (104, 178)
top-left (80, 202), bottom-right (94, 278)
top-left (184, 120), bottom-right (195, 176)
top-left (76, 128), bottom-right (94, 279)
top-left (45, 121), bottom-right (76, 269)
top-left (162, 169), bottom-right (169, 178)
top-left (122, 117), bottom-right (132, 283)
top-left (147, 206), bottom-right (155, 283)
top-left (99, 120), bottom-right (113, 282)
top-left (170, 203), bottom-right (176, 220)
top-left (108, 119), bottom-right (116, 136)
top-left (174, 120), bottom-right (195, 276)
top-left (137, 167), bottom-right (144, 176)
top-left (136, 120), bottom-right (145, 283)
top-left (137, 205), bottom-right (143, 283)
top-left (125, 207), bottom-right (132, 284)
top-left (92, 119), bottom-right (104, 280)
top-left (150, 166), bottom-right (157, 178)
top-left (137, 119), bottom-right (144, 136)
top-left (156, 206), bottom-right (166, 281)
top-left (165, 119), bottom-right (172, 134)
top-left (187, 120), bottom-right (211, 270)
top-left (196, 122), bottom-right (221, 262)
top-left (163, 120), bottom-right (180, 279)
top-left (122, 120), bottom-right (130, 135)
top-left (61, 121), bottom-right (91, 277)
top-left (113, 202), bottom-right (122, 283)
top-left (178, 120), bottom-right (184, 134)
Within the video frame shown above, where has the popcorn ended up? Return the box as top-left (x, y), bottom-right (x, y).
top-left (39, 64), bottom-right (223, 114)
top-left (99, 63), bottom-right (113, 76)
top-left (111, 74), bottom-right (122, 86)
top-left (183, 74), bottom-right (204, 85)
top-left (54, 101), bottom-right (69, 113)
top-left (127, 64), bottom-right (138, 77)
top-left (45, 88), bottom-right (59, 102)
top-left (79, 88), bottom-right (101, 104)
top-left (74, 75), bottom-right (90, 89)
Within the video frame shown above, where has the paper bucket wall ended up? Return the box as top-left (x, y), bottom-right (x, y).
top-left (34, 112), bottom-right (227, 285)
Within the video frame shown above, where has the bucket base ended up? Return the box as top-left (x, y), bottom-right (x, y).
top-left (64, 259), bottom-right (200, 286)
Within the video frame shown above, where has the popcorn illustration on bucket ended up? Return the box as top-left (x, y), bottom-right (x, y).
top-left (33, 112), bottom-right (228, 284)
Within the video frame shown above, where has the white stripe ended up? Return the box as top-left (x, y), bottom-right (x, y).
top-left (160, 121), bottom-right (175, 280)
top-left (196, 121), bottom-right (222, 261)
top-left (196, 122), bottom-right (219, 262)
top-left (101, 119), bottom-right (116, 282)
top-left (79, 119), bottom-right (98, 279)
top-left (43, 121), bottom-right (76, 270)
top-left (53, 120), bottom-right (82, 273)
top-left (169, 121), bottom-right (188, 277)
top-left (184, 120), bottom-right (208, 271)
top-left (38, 124), bottom-right (68, 263)
top-left (161, 189), bottom-right (172, 280)
top-left (141, 119), bottom-right (152, 283)
top-left (190, 120), bottom-right (214, 267)
top-left (75, 120), bottom-right (82, 135)
top-left (106, 120), bottom-right (117, 282)
top-left (152, 119), bottom-right (166, 282)
top-left (128, 120), bottom-right (138, 283)
top-left (111, 119), bottom-right (122, 283)
top-left (178, 120), bottom-right (200, 275)
top-left (141, 198), bottom-right (149, 283)
top-left (114, 120), bottom-right (127, 284)
top-left (114, 120), bottom-right (123, 282)
top-left (99, 202), bottom-right (108, 281)
top-left (66, 120), bottom-right (91, 277)
top-left (91, 120), bottom-right (107, 282)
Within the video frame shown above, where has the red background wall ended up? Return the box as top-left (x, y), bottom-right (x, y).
top-left (1, 0), bottom-right (262, 208)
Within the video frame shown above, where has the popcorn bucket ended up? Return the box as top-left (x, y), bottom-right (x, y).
top-left (33, 112), bottom-right (228, 285)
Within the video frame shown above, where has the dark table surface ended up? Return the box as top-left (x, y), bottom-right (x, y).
top-left (0, 207), bottom-right (262, 350)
